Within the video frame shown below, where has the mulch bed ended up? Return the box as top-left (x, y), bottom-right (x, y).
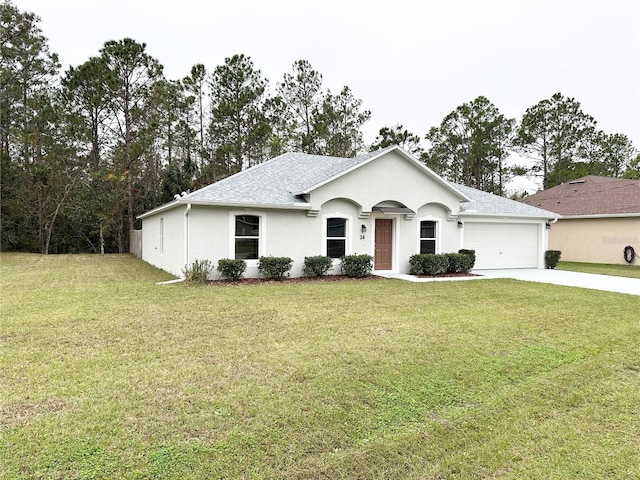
top-left (206, 275), bottom-right (382, 286)
top-left (207, 272), bottom-right (477, 286)
top-left (415, 272), bottom-right (479, 278)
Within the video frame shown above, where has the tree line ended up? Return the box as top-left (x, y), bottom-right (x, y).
top-left (1, 1), bottom-right (637, 254)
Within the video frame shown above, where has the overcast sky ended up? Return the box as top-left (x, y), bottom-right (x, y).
top-left (13, 0), bottom-right (640, 190)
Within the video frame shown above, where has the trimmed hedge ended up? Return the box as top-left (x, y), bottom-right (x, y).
top-left (458, 249), bottom-right (476, 269)
top-left (217, 258), bottom-right (247, 281)
top-left (410, 252), bottom-right (474, 276)
top-left (302, 255), bottom-right (333, 277)
top-left (409, 253), bottom-right (449, 276)
top-left (545, 250), bottom-right (562, 269)
top-left (258, 256), bottom-right (293, 280)
top-left (446, 253), bottom-right (474, 273)
top-left (341, 254), bottom-right (373, 278)
top-left (408, 254), bottom-right (425, 275)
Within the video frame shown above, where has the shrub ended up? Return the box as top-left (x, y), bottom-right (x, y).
top-left (545, 250), bottom-right (562, 269)
top-left (217, 258), bottom-right (247, 281)
top-left (340, 254), bottom-right (373, 278)
top-left (446, 253), bottom-right (474, 273)
top-left (424, 254), bottom-right (450, 276)
top-left (426, 254), bottom-right (449, 276)
top-left (303, 255), bottom-right (333, 277)
top-left (458, 249), bottom-right (476, 269)
top-left (409, 254), bottom-right (426, 275)
top-left (409, 253), bottom-right (449, 276)
top-left (258, 256), bottom-right (293, 280)
top-left (183, 259), bottom-right (213, 284)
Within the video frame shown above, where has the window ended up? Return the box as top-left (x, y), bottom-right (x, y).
top-left (235, 215), bottom-right (260, 259)
top-left (420, 220), bottom-right (436, 254)
top-left (326, 217), bottom-right (346, 258)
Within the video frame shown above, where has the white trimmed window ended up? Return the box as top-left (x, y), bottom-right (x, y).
top-left (235, 215), bottom-right (260, 259)
top-left (419, 220), bottom-right (436, 254)
top-left (326, 217), bottom-right (347, 258)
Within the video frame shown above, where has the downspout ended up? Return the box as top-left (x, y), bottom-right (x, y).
top-left (541, 217), bottom-right (559, 268)
top-left (184, 203), bottom-right (192, 272)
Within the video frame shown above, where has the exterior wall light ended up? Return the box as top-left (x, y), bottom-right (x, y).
top-left (361, 224), bottom-right (367, 233)
top-left (457, 220), bottom-right (464, 228)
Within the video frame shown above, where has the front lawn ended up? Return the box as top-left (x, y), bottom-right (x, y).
top-left (558, 260), bottom-right (640, 279)
top-left (2, 253), bottom-right (639, 479)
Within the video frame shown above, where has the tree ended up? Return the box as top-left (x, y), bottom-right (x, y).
top-left (30, 95), bottom-right (83, 254)
top-left (59, 56), bottom-right (122, 253)
top-left (160, 158), bottom-right (196, 204)
top-left (1, 1), bottom-right (58, 158)
top-left (208, 54), bottom-right (270, 174)
top-left (1, 1), bottom-right (62, 252)
top-left (622, 153), bottom-right (640, 179)
top-left (369, 124), bottom-right (423, 156)
top-left (424, 96), bottom-right (515, 194)
top-left (148, 78), bottom-right (196, 167)
top-left (100, 38), bottom-right (163, 251)
top-left (514, 92), bottom-right (597, 189)
top-left (314, 86), bottom-right (370, 157)
top-left (60, 56), bottom-right (115, 171)
top-left (182, 63), bottom-right (208, 170)
top-left (263, 95), bottom-right (294, 158)
top-left (596, 132), bottom-right (637, 178)
top-left (276, 59), bottom-right (323, 153)
top-left (1, 1), bottom-right (58, 164)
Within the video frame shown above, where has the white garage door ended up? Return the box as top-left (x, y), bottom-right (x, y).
top-left (464, 222), bottom-right (540, 269)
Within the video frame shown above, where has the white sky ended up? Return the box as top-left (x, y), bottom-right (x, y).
top-left (13, 0), bottom-right (640, 191)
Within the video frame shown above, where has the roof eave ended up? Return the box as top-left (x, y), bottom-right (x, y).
top-left (172, 199), bottom-right (312, 211)
top-left (137, 199), bottom-right (181, 219)
top-left (459, 211), bottom-right (559, 220)
top-left (559, 212), bottom-right (640, 219)
top-left (138, 195), bottom-right (318, 220)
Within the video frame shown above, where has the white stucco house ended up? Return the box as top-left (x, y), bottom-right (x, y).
top-left (138, 146), bottom-right (557, 278)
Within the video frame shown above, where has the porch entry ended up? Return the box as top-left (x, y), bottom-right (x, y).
top-left (374, 218), bottom-right (393, 270)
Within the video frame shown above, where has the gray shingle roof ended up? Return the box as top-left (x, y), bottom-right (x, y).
top-left (141, 147), bottom-right (556, 219)
top-left (182, 150), bottom-right (381, 206)
top-left (453, 182), bottom-right (557, 217)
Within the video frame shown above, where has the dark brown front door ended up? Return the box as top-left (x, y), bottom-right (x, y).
top-left (375, 219), bottom-right (393, 270)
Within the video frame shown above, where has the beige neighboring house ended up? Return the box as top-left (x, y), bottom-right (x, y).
top-left (522, 176), bottom-right (640, 265)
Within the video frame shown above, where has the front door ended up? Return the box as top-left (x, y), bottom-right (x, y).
top-left (374, 219), bottom-right (393, 270)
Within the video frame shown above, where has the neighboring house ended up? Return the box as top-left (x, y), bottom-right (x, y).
top-left (522, 176), bottom-right (640, 265)
top-left (139, 146), bottom-right (557, 278)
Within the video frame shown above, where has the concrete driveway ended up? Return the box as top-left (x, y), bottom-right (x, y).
top-left (475, 269), bottom-right (640, 296)
top-left (382, 269), bottom-right (640, 296)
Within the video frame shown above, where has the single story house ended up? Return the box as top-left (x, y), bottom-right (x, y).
top-left (139, 146), bottom-right (557, 278)
top-left (522, 175), bottom-right (640, 265)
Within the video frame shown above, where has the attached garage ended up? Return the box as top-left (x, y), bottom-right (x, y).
top-left (463, 222), bottom-right (542, 269)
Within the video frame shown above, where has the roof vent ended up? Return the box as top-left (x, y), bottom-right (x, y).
top-left (568, 180), bottom-right (585, 184)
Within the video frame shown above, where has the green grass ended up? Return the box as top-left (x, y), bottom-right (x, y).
top-left (558, 260), bottom-right (640, 279)
top-left (2, 253), bottom-right (640, 479)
